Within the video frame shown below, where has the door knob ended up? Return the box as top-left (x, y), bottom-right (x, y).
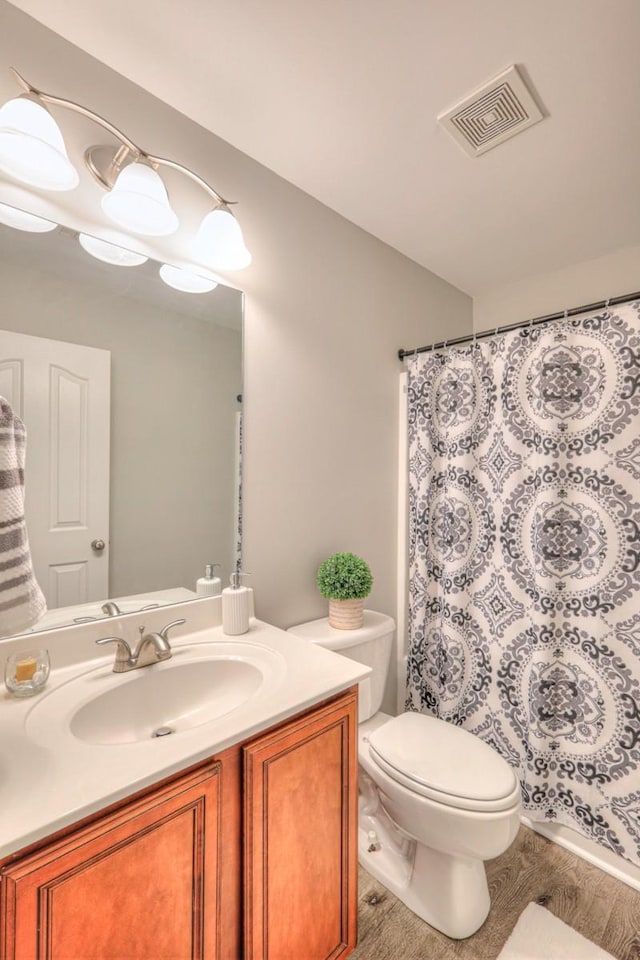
top-left (91, 539), bottom-right (106, 551)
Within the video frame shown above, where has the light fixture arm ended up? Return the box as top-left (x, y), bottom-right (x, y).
top-left (10, 67), bottom-right (141, 154)
top-left (145, 154), bottom-right (232, 208)
top-left (9, 67), bottom-right (233, 207)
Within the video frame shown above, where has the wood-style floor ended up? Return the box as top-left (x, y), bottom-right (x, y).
top-left (351, 826), bottom-right (640, 960)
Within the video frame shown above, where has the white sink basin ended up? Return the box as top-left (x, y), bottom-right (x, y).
top-left (71, 659), bottom-right (262, 744)
top-left (26, 641), bottom-right (286, 747)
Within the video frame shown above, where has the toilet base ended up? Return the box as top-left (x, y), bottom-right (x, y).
top-left (359, 816), bottom-right (491, 940)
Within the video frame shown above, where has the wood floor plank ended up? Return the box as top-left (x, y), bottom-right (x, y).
top-left (351, 826), bottom-right (640, 960)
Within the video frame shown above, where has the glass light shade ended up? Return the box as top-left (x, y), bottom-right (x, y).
top-left (0, 97), bottom-right (79, 191)
top-left (78, 233), bottom-right (148, 266)
top-left (0, 202), bottom-right (57, 233)
top-left (102, 162), bottom-right (179, 237)
top-left (159, 264), bottom-right (218, 294)
top-left (192, 206), bottom-right (251, 270)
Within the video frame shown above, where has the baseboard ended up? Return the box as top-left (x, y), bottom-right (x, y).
top-left (521, 815), bottom-right (640, 893)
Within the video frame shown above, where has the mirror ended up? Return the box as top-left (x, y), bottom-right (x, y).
top-left (0, 213), bottom-right (243, 637)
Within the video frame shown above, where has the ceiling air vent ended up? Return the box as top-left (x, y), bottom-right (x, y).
top-left (438, 65), bottom-right (544, 157)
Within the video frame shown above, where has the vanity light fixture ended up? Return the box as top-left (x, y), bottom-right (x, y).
top-left (78, 233), bottom-right (148, 267)
top-left (0, 69), bottom-right (251, 269)
top-left (159, 263), bottom-right (218, 294)
top-left (192, 205), bottom-right (252, 271)
top-left (0, 200), bottom-right (57, 232)
top-left (101, 161), bottom-right (179, 237)
top-left (0, 96), bottom-right (79, 191)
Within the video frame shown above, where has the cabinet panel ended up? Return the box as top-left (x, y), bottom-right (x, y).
top-left (244, 689), bottom-right (358, 960)
top-left (1, 762), bottom-right (221, 960)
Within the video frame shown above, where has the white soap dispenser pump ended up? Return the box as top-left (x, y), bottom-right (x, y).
top-left (196, 563), bottom-right (222, 597)
top-left (222, 570), bottom-right (251, 635)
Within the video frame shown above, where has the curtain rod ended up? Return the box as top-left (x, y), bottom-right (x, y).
top-left (397, 289), bottom-right (640, 362)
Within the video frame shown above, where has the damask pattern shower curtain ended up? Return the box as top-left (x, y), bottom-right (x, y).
top-left (406, 302), bottom-right (640, 867)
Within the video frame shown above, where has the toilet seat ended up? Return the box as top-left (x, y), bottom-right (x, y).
top-left (367, 712), bottom-right (520, 813)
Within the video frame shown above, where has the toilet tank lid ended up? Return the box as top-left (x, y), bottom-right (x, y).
top-left (286, 610), bottom-right (395, 650)
top-left (368, 712), bottom-right (519, 804)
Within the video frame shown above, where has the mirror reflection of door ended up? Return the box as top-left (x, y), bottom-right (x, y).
top-left (0, 330), bottom-right (110, 607)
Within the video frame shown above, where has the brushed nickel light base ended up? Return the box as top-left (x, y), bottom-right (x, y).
top-left (84, 144), bottom-right (140, 191)
top-left (10, 67), bottom-right (231, 207)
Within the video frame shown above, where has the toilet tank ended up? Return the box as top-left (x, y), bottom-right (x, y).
top-left (287, 610), bottom-right (395, 721)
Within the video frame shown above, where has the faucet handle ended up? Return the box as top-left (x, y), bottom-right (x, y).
top-left (96, 636), bottom-right (133, 662)
top-left (159, 618), bottom-right (186, 640)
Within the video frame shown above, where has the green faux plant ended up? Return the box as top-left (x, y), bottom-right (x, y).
top-left (316, 552), bottom-right (373, 601)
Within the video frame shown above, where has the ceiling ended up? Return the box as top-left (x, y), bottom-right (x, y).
top-left (6, 0), bottom-right (640, 296)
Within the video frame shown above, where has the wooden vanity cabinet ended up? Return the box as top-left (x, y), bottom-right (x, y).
top-left (0, 761), bottom-right (223, 960)
top-left (0, 686), bottom-right (358, 960)
top-left (244, 688), bottom-right (358, 960)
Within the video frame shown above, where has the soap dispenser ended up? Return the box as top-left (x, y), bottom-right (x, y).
top-left (222, 571), bottom-right (251, 635)
top-left (196, 563), bottom-right (222, 597)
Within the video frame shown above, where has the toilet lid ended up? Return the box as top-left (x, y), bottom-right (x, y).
top-left (368, 713), bottom-right (519, 811)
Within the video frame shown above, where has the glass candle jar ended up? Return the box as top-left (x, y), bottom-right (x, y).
top-left (4, 648), bottom-right (50, 697)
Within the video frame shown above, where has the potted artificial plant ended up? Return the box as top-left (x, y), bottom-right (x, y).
top-left (316, 552), bottom-right (373, 630)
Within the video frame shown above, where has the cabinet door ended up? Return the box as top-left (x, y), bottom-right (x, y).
top-left (0, 762), bottom-right (221, 960)
top-left (244, 688), bottom-right (358, 960)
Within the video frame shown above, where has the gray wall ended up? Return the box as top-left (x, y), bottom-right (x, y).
top-left (474, 244), bottom-right (640, 331)
top-left (0, 4), bottom-right (473, 706)
top-left (0, 255), bottom-right (242, 595)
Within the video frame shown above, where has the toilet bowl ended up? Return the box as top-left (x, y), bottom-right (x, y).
top-left (287, 611), bottom-right (522, 940)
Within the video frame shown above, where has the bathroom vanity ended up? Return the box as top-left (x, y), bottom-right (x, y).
top-left (0, 600), bottom-right (367, 960)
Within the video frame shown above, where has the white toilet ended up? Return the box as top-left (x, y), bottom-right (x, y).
top-left (287, 610), bottom-right (521, 940)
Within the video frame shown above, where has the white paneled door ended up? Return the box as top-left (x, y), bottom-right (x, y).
top-left (0, 330), bottom-right (111, 608)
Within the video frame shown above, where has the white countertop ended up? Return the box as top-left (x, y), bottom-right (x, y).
top-left (0, 605), bottom-right (368, 860)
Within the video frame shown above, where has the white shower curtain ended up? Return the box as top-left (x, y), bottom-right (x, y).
top-left (406, 302), bottom-right (640, 867)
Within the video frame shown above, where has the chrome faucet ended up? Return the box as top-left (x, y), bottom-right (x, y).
top-left (74, 600), bottom-right (123, 624)
top-left (74, 600), bottom-right (160, 624)
top-left (96, 618), bottom-right (186, 673)
top-left (101, 601), bottom-right (122, 617)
